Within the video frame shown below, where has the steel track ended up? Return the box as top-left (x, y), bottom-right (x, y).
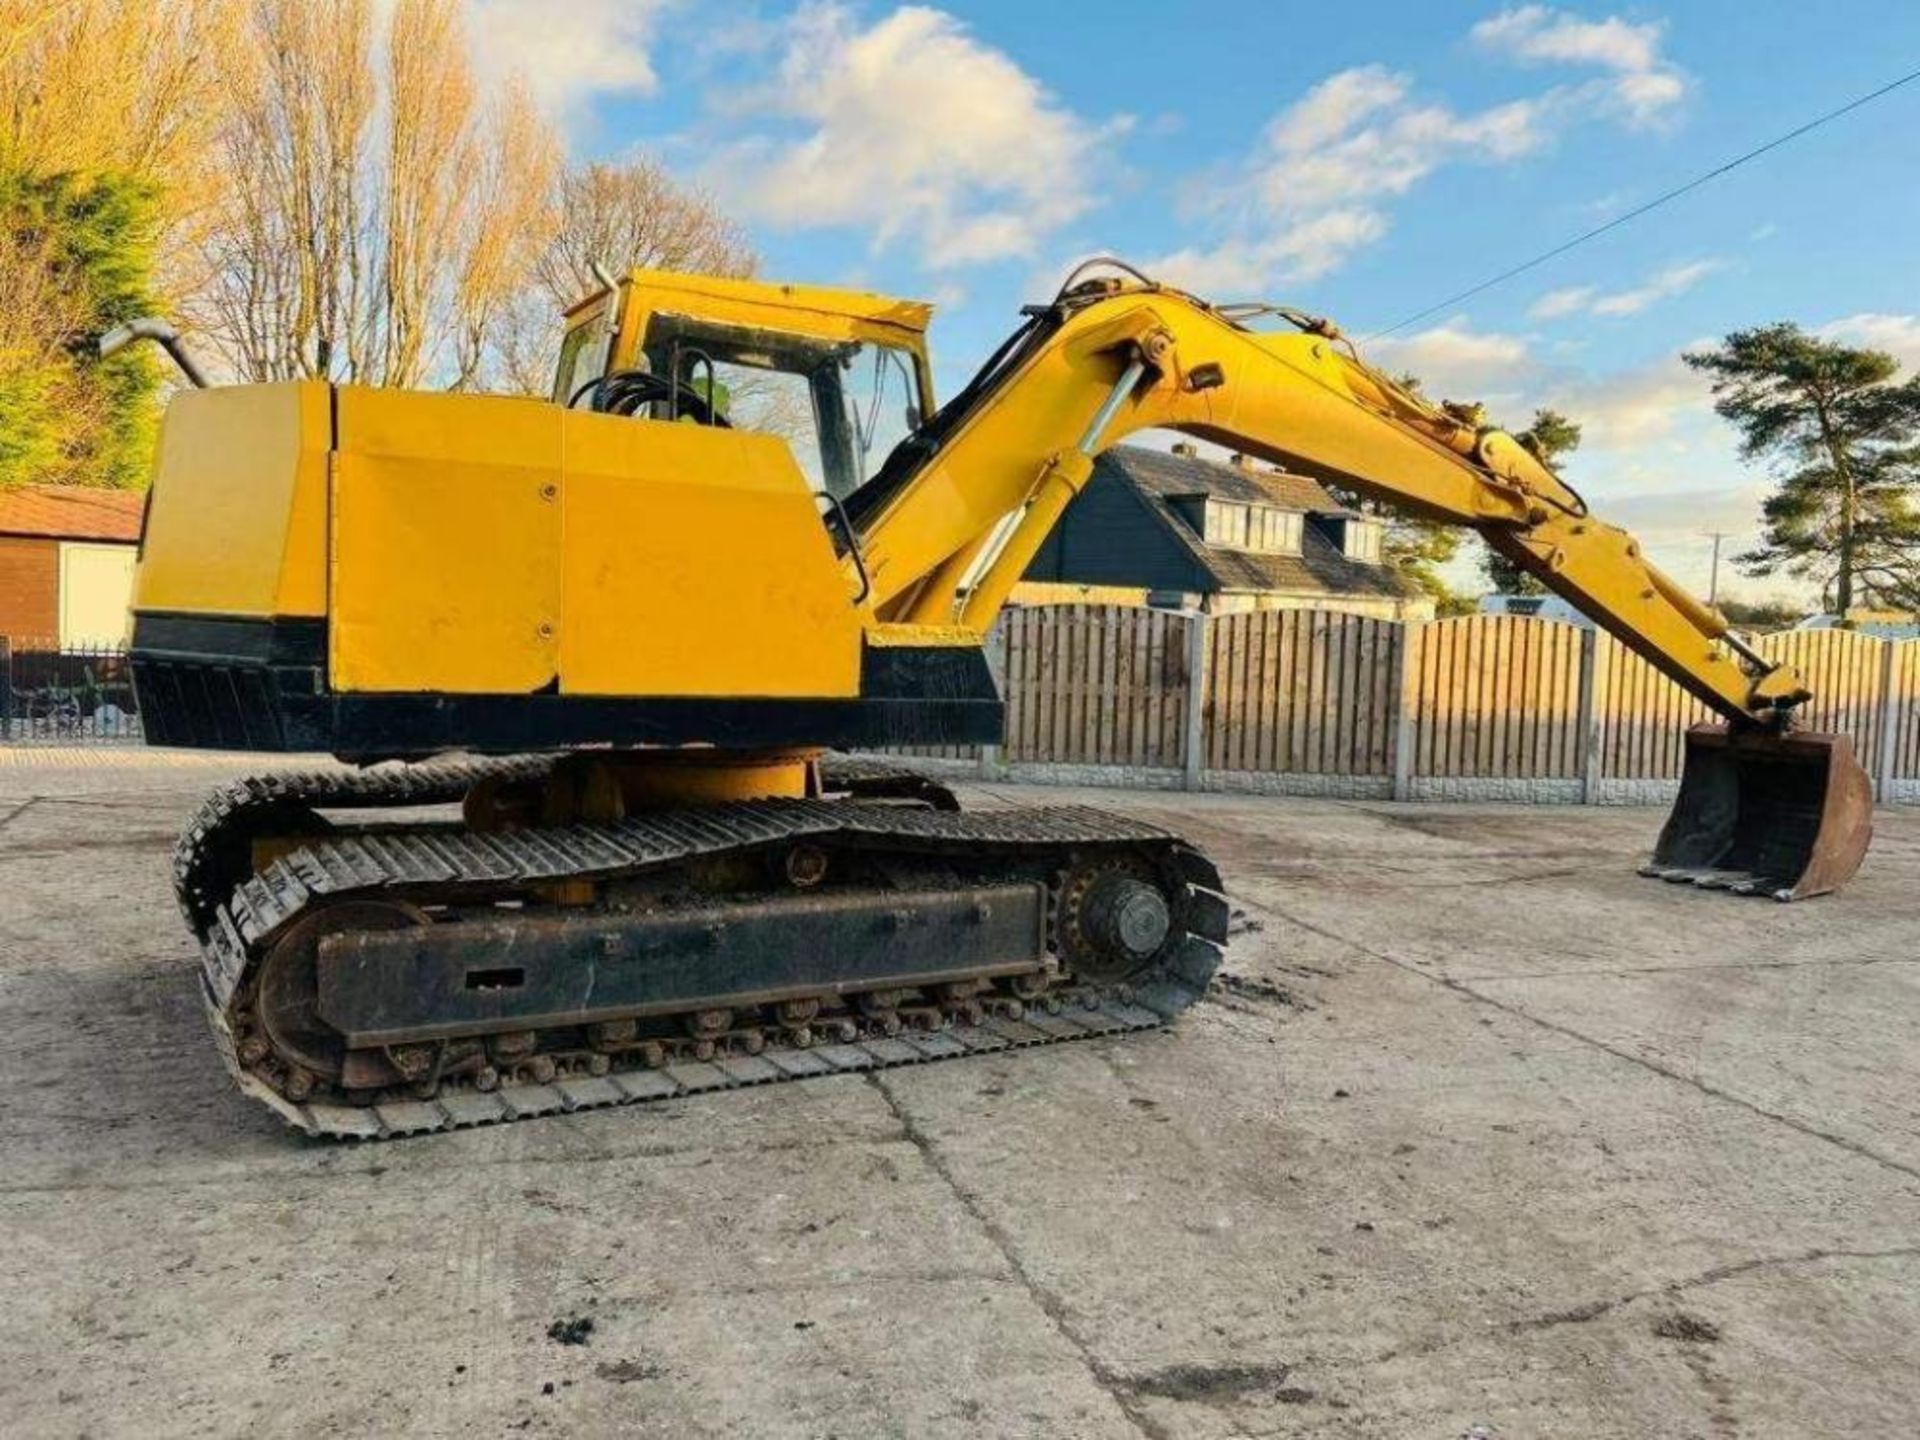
top-left (171, 755), bottom-right (953, 940)
top-left (181, 770), bottom-right (1226, 1141)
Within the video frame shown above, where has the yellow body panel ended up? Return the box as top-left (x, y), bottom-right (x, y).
top-left (330, 387), bottom-right (564, 693)
top-left (321, 386), bottom-right (864, 698)
top-left (558, 412), bottom-right (862, 697)
top-left (134, 382), bottom-right (330, 618)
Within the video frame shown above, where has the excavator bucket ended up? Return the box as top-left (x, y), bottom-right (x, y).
top-left (1641, 724), bottom-right (1873, 901)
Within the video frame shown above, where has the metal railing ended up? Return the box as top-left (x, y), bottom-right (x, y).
top-left (0, 637), bottom-right (142, 743)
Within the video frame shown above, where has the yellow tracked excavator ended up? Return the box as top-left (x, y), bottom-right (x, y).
top-left (109, 261), bottom-right (1872, 1139)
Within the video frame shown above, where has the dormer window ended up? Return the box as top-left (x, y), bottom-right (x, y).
top-left (1345, 517), bottom-right (1382, 563)
top-left (1311, 514), bottom-right (1384, 564)
top-left (1183, 499), bottom-right (1302, 555)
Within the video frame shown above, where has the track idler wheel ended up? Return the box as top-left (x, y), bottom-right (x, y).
top-left (253, 899), bottom-right (432, 1092)
top-left (1642, 724), bottom-right (1874, 901)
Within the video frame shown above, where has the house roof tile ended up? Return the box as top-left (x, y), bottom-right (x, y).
top-left (0, 485), bottom-right (144, 543)
top-left (1100, 445), bottom-right (1346, 513)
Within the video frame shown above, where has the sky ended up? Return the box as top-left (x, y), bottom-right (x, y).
top-left (468, 0), bottom-right (1920, 602)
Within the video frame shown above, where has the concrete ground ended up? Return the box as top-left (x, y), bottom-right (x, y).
top-left (1, 754), bottom-right (1917, 1439)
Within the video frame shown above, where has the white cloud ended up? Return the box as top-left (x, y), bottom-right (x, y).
top-left (1530, 311), bottom-right (1920, 463)
top-left (1149, 65), bottom-right (1548, 296)
top-left (702, 5), bottom-right (1116, 269)
top-left (1359, 321), bottom-right (1802, 596)
top-left (1574, 189), bottom-right (1627, 217)
top-left (1254, 66), bottom-right (1548, 213)
top-left (468, 0), bottom-right (666, 118)
top-left (1547, 353), bottom-right (1713, 448)
top-left (1528, 259), bottom-right (1723, 320)
top-left (1151, 9), bottom-right (1692, 297)
top-left (1473, 5), bottom-right (1664, 74)
top-left (1819, 313), bottom-right (1920, 372)
top-left (1369, 317), bottom-right (1539, 398)
top-left (1152, 210), bottom-right (1386, 294)
top-left (1363, 321), bottom-right (1715, 450)
top-left (1589, 259), bottom-right (1722, 316)
top-left (1472, 5), bottom-right (1689, 126)
top-left (1530, 286), bottom-right (1596, 319)
top-left (1603, 483), bottom-right (1768, 547)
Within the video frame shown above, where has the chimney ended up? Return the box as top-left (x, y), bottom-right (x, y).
top-left (1230, 453), bottom-right (1254, 470)
top-left (1170, 441), bottom-right (1197, 458)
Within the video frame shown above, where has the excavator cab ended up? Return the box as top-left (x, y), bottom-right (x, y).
top-left (556, 270), bottom-right (934, 501)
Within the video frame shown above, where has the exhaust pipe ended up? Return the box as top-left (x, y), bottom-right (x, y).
top-left (99, 317), bottom-right (208, 389)
top-left (1641, 724), bottom-right (1873, 901)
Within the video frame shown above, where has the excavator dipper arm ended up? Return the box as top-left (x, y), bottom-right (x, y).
top-left (848, 275), bottom-right (1871, 899)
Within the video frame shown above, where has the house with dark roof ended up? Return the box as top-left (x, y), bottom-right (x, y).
top-left (1016, 443), bottom-right (1431, 621)
top-left (0, 485), bottom-right (146, 647)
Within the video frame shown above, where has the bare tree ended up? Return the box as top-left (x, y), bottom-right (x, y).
top-left (0, 0), bottom-right (236, 195)
top-left (377, 0), bottom-right (474, 387)
top-left (484, 159), bottom-right (759, 397)
top-left (535, 160), bottom-right (756, 309)
top-left (192, 0), bottom-right (375, 381)
top-left (0, 0), bottom-right (240, 307)
top-left (449, 79), bottom-right (560, 391)
top-left (476, 158), bottom-right (758, 397)
top-left (195, 0), bottom-right (561, 389)
top-left (6, 1), bottom-right (758, 398)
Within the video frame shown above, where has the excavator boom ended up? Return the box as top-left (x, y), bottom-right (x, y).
top-left (839, 268), bottom-right (1871, 899)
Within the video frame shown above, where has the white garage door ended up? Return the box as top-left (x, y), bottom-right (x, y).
top-left (58, 542), bottom-right (136, 648)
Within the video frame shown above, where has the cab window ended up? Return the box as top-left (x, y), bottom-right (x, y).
top-left (641, 316), bottom-right (924, 500)
top-left (552, 303), bottom-right (612, 404)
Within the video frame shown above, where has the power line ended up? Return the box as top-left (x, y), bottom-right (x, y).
top-left (1366, 65), bottom-right (1920, 342)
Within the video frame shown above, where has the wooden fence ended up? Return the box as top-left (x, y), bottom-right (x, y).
top-left (1410, 613), bottom-right (1586, 784)
top-left (1204, 609), bottom-right (1402, 778)
top-left (887, 605), bottom-right (1920, 803)
top-left (1001, 604), bottom-right (1188, 768)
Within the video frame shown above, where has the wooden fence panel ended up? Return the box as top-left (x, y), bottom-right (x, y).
top-left (1000, 606), bottom-right (1188, 767)
top-left (1753, 629), bottom-right (1887, 762)
top-left (1592, 634), bottom-right (1716, 780)
top-left (1412, 615), bottom-right (1585, 778)
top-left (1202, 610), bottom-right (1400, 775)
top-left (1889, 642), bottom-right (1920, 781)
